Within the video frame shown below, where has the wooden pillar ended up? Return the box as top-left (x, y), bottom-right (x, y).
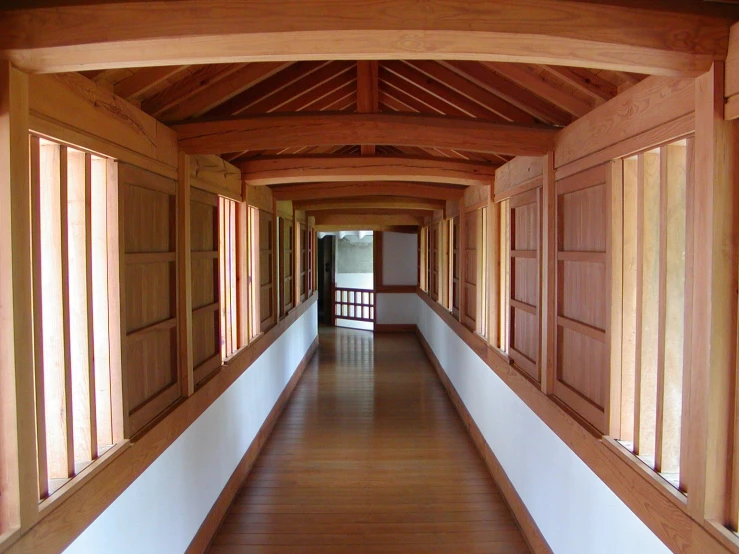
top-left (0, 60), bottom-right (37, 533)
top-left (540, 153), bottom-right (556, 394)
top-left (177, 152), bottom-right (194, 397)
top-left (686, 62), bottom-right (739, 523)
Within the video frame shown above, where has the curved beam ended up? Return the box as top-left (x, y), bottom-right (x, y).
top-left (241, 156), bottom-right (497, 187)
top-left (295, 196), bottom-right (444, 211)
top-left (174, 113), bottom-right (556, 156)
top-left (271, 182), bottom-right (465, 202)
top-left (0, 1), bottom-right (730, 75)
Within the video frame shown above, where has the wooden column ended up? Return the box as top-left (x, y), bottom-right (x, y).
top-left (540, 153), bottom-right (556, 394)
top-left (686, 62), bottom-right (739, 523)
top-left (0, 61), bottom-right (37, 533)
top-left (177, 152), bottom-right (194, 397)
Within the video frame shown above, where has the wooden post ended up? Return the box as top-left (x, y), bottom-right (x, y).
top-left (177, 152), bottom-right (194, 397)
top-left (540, 153), bottom-right (556, 394)
top-left (686, 62), bottom-right (739, 523)
top-left (0, 60), bottom-right (38, 532)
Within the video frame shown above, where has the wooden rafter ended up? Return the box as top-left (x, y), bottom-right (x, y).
top-left (113, 65), bottom-right (190, 101)
top-left (242, 155), bottom-right (497, 186)
top-left (380, 66), bottom-right (472, 118)
top-left (540, 65), bottom-right (617, 103)
top-left (1, 1), bottom-right (731, 74)
top-left (440, 61), bottom-right (572, 126)
top-left (174, 112), bottom-right (557, 156)
top-left (159, 62), bottom-right (292, 121)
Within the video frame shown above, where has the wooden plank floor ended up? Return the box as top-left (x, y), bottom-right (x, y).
top-left (206, 327), bottom-right (531, 554)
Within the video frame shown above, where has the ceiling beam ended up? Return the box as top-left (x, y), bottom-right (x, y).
top-left (271, 182), bottom-right (466, 201)
top-left (312, 213), bottom-right (423, 227)
top-left (294, 196), bottom-right (445, 211)
top-left (114, 65), bottom-right (189, 101)
top-left (241, 156), bottom-right (497, 186)
top-left (357, 61), bottom-right (379, 156)
top-left (0, 1), bottom-right (728, 75)
top-left (315, 224), bottom-right (419, 233)
top-left (173, 113), bottom-right (557, 156)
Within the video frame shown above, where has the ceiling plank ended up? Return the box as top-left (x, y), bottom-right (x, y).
top-left (282, 72), bottom-right (356, 112)
top-left (242, 155), bottom-right (497, 187)
top-left (440, 61), bottom-right (572, 126)
top-left (485, 62), bottom-right (593, 117)
top-left (1, 1), bottom-right (728, 75)
top-left (273, 182), bottom-right (465, 201)
top-left (159, 61), bottom-right (292, 121)
top-left (540, 65), bottom-right (618, 103)
top-left (113, 65), bottom-right (190, 101)
top-left (294, 196), bottom-right (445, 211)
top-left (403, 60), bottom-right (536, 124)
top-left (380, 67), bottom-right (473, 118)
top-left (357, 60), bottom-right (379, 156)
top-left (141, 63), bottom-right (247, 116)
top-left (173, 112), bottom-right (557, 156)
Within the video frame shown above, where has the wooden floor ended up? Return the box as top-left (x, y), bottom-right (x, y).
top-left (206, 327), bottom-right (531, 554)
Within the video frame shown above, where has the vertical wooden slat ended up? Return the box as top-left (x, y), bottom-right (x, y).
top-left (236, 199), bottom-right (248, 347)
top-left (633, 153), bottom-right (645, 456)
top-left (687, 62), bottom-right (738, 522)
top-left (654, 146), bottom-right (669, 473)
top-left (680, 137), bottom-right (694, 495)
top-left (487, 198), bottom-right (499, 350)
top-left (219, 197), bottom-right (227, 357)
top-left (0, 60), bottom-right (36, 532)
top-left (177, 152), bottom-right (194, 397)
top-left (107, 159), bottom-right (126, 442)
top-left (541, 153), bottom-right (556, 394)
top-left (608, 159), bottom-right (624, 438)
top-left (84, 153), bottom-right (98, 460)
top-left (59, 145), bottom-right (75, 477)
top-left (30, 136), bottom-right (48, 499)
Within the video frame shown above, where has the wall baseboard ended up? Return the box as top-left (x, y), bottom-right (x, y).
top-left (374, 323), bottom-right (416, 332)
top-left (415, 327), bottom-right (554, 554)
top-left (185, 337), bottom-right (319, 554)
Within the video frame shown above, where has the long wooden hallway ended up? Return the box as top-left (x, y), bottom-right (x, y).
top-left (206, 327), bottom-right (531, 553)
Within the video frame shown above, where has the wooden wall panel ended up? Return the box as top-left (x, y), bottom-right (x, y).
top-left (119, 164), bottom-right (180, 436)
top-left (554, 164), bottom-right (609, 432)
top-left (279, 218), bottom-right (295, 316)
top-left (429, 222), bottom-right (440, 302)
top-left (190, 189), bottom-right (220, 386)
top-left (452, 216), bottom-right (460, 318)
top-left (259, 210), bottom-right (275, 331)
top-left (463, 209), bottom-right (478, 330)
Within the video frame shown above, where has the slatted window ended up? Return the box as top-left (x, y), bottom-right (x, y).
top-left (451, 216), bottom-right (461, 318)
top-left (614, 140), bottom-right (692, 491)
top-left (299, 223), bottom-right (310, 303)
top-left (258, 210), bottom-right (275, 331)
top-left (219, 197), bottom-right (238, 360)
top-left (428, 222), bottom-right (439, 301)
top-left (247, 206), bottom-right (261, 340)
top-left (30, 136), bottom-right (123, 499)
top-left (498, 200), bottom-right (511, 353)
top-left (419, 227), bottom-right (428, 292)
top-left (279, 218), bottom-right (295, 315)
top-left (463, 207), bottom-right (488, 337)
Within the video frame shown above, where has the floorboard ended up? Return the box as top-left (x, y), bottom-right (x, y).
top-left (206, 327), bottom-right (531, 553)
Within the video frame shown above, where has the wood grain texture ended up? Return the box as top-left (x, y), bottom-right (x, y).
top-left (495, 156), bottom-right (544, 197)
top-left (0, 1), bottom-right (729, 74)
top-left (205, 327), bottom-right (531, 554)
top-left (272, 182), bottom-right (465, 202)
top-left (174, 113), bottom-right (557, 156)
top-left (190, 155), bottom-right (241, 202)
top-left (242, 156), bottom-right (497, 187)
top-left (555, 76), bottom-right (695, 169)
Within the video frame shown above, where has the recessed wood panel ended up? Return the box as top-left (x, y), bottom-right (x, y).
top-left (513, 203), bottom-right (537, 250)
top-left (259, 210), bottom-right (275, 329)
top-left (559, 261), bottom-right (606, 330)
top-left (558, 326), bottom-right (606, 409)
top-left (512, 309), bottom-right (538, 366)
top-left (126, 328), bottom-right (177, 412)
top-left (559, 183), bottom-right (606, 252)
top-left (124, 261), bottom-right (175, 332)
top-left (192, 310), bottom-right (218, 367)
top-left (512, 258), bottom-right (537, 306)
top-left (123, 185), bottom-right (173, 253)
top-left (192, 258), bottom-right (217, 310)
top-left (191, 200), bottom-right (217, 252)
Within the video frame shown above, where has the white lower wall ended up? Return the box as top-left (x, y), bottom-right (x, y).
top-left (415, 297), bottom-right (671, 554)
top-left (376, 293), bottom-right (417, 325)
top-left (64, 303), bottom-right (318, 554)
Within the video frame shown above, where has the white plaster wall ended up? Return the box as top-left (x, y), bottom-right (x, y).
top-left (335, 273), bottom-right (373, 290)
top-left (382, 232), bottom-right (418, 286)
top-left (376, 293), bottom-right (417, 325)
top-left (415, 297), bottom-right (671, 554)
top-left (64, 303), bottom-right (318, 554)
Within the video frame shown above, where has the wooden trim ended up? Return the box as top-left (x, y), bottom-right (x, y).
top-left (541, 153), bottom-right (556, 396)
top-left (555, 113), bottom-right (695, 181)
top-left (555, 76), bottom-right (695, 170)
top-left (557, 251), bottom-right (607, 264)
top-left (128, 384), bottom-right (181, 439)
top-left (191, 251), bottom-right (218, 260)
top-left (189, 155), bottom-right (241, 202)
top-left (511, 249), bottom-right (537, 259)
top-left (190, 186), bottom-right (218, 207)
top-left (125, 252), bottom-right (176, 265)
top-left (511, 298), bottom-right (536, 316)
top-left (2, 294), bottom-right (317, 554)
top-left (126, 317), bottom-right (178, 344)
top-left (416, 290), bottom-right (731, 554)
top-left (192, 353), bottom-right (223, 387)
top-left (375, 324), bottom-right (416, 333)
top-left (416, 327), bottom-right (554, 554)
top-left (494, 176), bottom-right (543, 203)
top-left (185, 337), bottom-right (319, 554)
top-left (557, 315), bottom-right (606, 343)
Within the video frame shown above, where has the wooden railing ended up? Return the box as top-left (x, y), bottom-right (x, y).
top-left (334, 287), bottom-right (374, 323)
